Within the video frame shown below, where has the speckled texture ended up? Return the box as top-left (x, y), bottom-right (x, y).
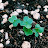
top-left (0, 0), bottom-right (48, 48)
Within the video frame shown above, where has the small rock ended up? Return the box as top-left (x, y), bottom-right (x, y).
top-left (0, 3), bottom-right (4, 10)
top-left (6, 40), bottom-right (10, 45)
top-left (39, 33), bottom-right (43, 36)
top-left (0, 43), bottom-right (4, 48)
top-left (9, 24), bottom-right (13, 29)
top-left (35, 9), bottom-right (40, 13)
top-left (16, 9), bottom-right (22, 13)
top-left (37, 5), bottom-right (41, 8)
top-left (40, 21), bottom-right (43, 23)
top-left (33, 13), bottom-right (40, 19)
top-left (0, 29), bottom-right (4, 33)
top-left (4, 1), bottom-right (8, 6)
top-left (10, 11), bottom-right (19, 16)
top-left (1, 18), bottom-right (7, 24)
top-left (0, 0), bottom-right (2, 3)
top-left (5, 32), bottom-right (8, 40)
top-left (46, 15), bottom-right (48, 18)
top-left (23, 9), bottom-right (28, 14)
top-left (2, 14), bottom-right (8, 19)
top-left (22, 41), bottom-right (31, 48)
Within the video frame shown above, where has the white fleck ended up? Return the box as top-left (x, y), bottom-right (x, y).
top-left (46, 15), bottom-right (48, 18)
top-left (43, 5), bottom-right (48, 12)
top-left (0, 0), bottom-right (2, 3)
top-left (31, 11), bottom-right (36, 15)
top-left (22, 41), bottom-right (31, 48)
top-left (4, 1), bottom-right (8, 6)
top-left (2, 14), bottom-right (8, 19)
top-left (26, 3), bottom-right (29, 6)
top-left (40, 21), bottom-right (43, 23)
top-left (0, 43), bottom-right (4, 48)
top-left (33, 13), bottom-right (40, 19)
top-left (37, 5), bottom-right (41, 8)
top-left (16, 9), bottom-right (22, 13)
top-left (5, 32), bottom-right (8, 40)
top-left (0, 29), bottom-right (4, 33)
top-left (35, 9), bottom-right (40, 13)
top-left (19, 30), bottom-right (24, 35)
top-left (9, 24), bottom-right (13, 29)
top-left (1, 18), bottom-right (7, 24)
top-left (10, 11), bottom-right (19, 16)
top-left (39, 33), bottom-right (43, 36)
top-left (0, 3), bottom-right (4, 10)
top-left (23, 9), bottom-right (28, 14)
top-left (1, 39), bottom-right (3, 42)
top-left (6, 40), bottom-right (10, 45)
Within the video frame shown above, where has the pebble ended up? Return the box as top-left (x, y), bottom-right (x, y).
top-left (0, 0), bottom-right (2, 3)
top-left (9, 24), bottom-right (13, 29)
top-left (40, 21), bottom-right (43, 23)
top-left (5, 32), bottom-right (8, 40)
top-left (46, 15), bottom-right (48, 18)
top-left (23, 9), bottom-right (28, 14)
top-left (19, 30), bottom-right (24, 35)
top-left (1, 18), bottom-right (7, 24)
top-left (10, 11), bottom-right (19, 16)
top-left (37, 5), bottom-right (41, 9)
top-left (35, 9), bottom-right (40, 13)
top-left (39, 33), bottom-right (43, 36)
top-left (4, 1), bottom-right (8, 6)
top-left (2, 14), bottom-right (8, 19)
top-left (31, 11), bottom-right (36, 15)
top-left (21, 41), bottom-right (31, 48)
top-left (6, 40), bottom-right (10, 45)
top-left (16, 9), bottom-right (22, 13)
top-left (33, 13), bottom-right (40, 19)
top-left (0, 3), bottom-right (4, 10)
top-left (43, 5), bottom-right (48, 12)
top-left (0, 43), bottom-right (4, 48)
top-left (0, 29), bottom-right (4, 33)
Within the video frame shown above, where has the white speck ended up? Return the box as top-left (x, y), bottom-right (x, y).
top-left (5, 32), bottom-right (8, 40)
top-left (37, 5), bottom-right (41, 8)
top-left (33, 13), bottom-right (40, 19)
top-left (1, 18), bottom-right (7, 24)
top-left (2, 14), bottom-right (8, 19)
top-left (0, 29), bottom-right (4, 33)
top-left (9, 24), bottom-right (13, 29)
top-left (31, 11), bottom-right (36, 15)
top-left (10, 11), bottom-right (19, 16)
top-left (1, 39), bottom-right (3, 42)
top-left (19, 30), bottom-right (24, 35)
top-left (26, 3), bottom-right (29, 6)
top-left (35, 9), bottom-right (40, 13)
top-left (6, 40), bottom-right (10, 45)
top-left (23, 9), bottom-right (28, 14)
top-left (0, 0), bottom-right (2, 3)
top-left (43, 5), bottom-right (48, 12)
top-left (0, 3), bottom-right (4, 10)
top-left (22, 41), bottom-right (31, 48)
top-left (12, 0), bottom-right (15, 1)
top-left (16, 9), bottom-right (22, 13)
top-left (0, 43), bottom-right (4, 48)
top-left (40, 21), bottom-right (43, 23)
top-left (39, 33), bottom-right (43, 36)
top-left (21, 4), bottom-right (25, 6)
top-left (4, 1), bottom-right (8, 6)
top-left (46, 15), bottom-right (48, 18)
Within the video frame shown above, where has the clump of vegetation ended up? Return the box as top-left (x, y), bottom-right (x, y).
top-left (8, 16), bottom-right (44, 37)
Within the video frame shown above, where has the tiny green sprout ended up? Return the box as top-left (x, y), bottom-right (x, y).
top-left (8, 15), bottom-right (21, 27)
top-left (20, 16), bottom-right (33, 29)
top-left (23, 26), bottom-right (33, 36)
top-left (32, 24), bottom-right (44, 37)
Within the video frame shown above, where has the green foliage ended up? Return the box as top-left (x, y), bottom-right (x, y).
top-left (23, 26), bottom-right (33, 36)
top-left (32, 24), bottom-right (44, 37)
top-left (8, 16), bottom-right (44, 37)
top-left (8, 15), bottom-right (21, 27)
top-left (20, 16), bottom-right (33, 29)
